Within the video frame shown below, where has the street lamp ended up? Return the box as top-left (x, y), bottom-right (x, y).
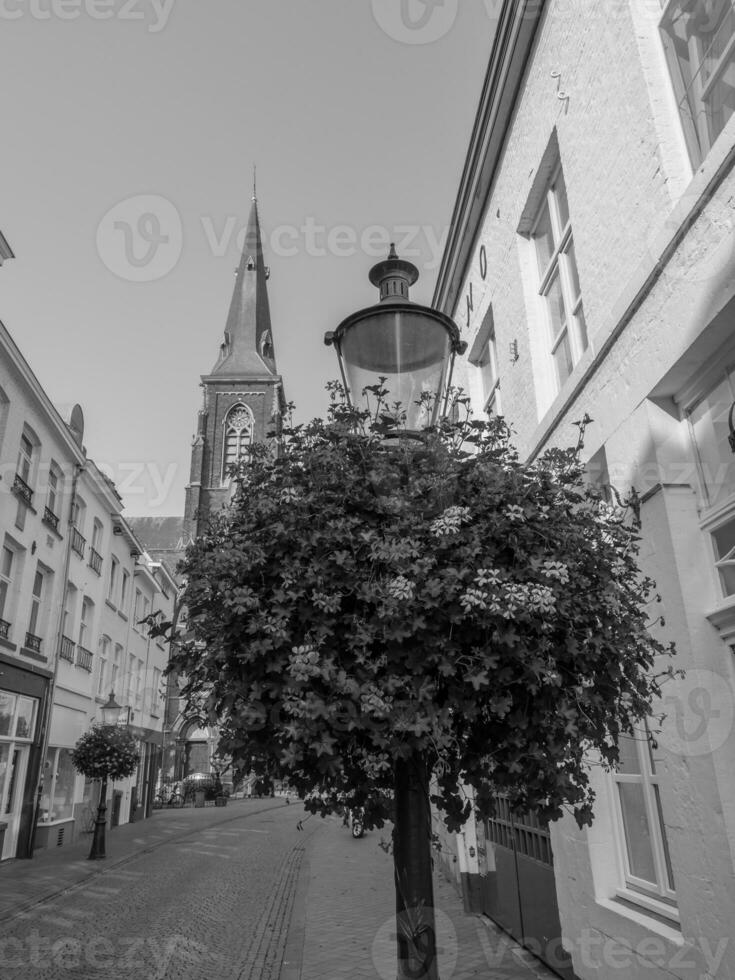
top-left (100, 690), bottom-right (123, 726)
top-left (88, 691), bottom-right (130, 861)
top-left (324, 248), bottom-right (466, 980)
top-left (324, 245), bottom-right (466, 431)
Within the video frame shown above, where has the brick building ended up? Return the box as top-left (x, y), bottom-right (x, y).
top-left (130, 193), bottom-right (285, 786)
top-left (0, 234), bottom-right (176, 859)
top-left (433, 1), bottom-right (735, 977)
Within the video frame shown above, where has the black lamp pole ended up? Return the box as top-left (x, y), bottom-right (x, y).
top-left (325, 247), bottom-right (463, 980)
top-left (88, 692), bottom-right (124, 862)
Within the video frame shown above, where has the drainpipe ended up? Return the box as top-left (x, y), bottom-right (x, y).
top-left (26, 461), bottom-right (84, 857)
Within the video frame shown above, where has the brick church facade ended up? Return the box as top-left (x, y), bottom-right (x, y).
top-left (131, 194), bottom-right (284, 784)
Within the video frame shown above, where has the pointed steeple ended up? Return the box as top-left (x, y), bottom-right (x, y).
top-left (211, 197), bottom-right (277, 376)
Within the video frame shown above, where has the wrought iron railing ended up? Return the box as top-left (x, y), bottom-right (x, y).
top-left (88, 548), bottom-right (103, 575)
top-left (12, 473), bottom-right (33, 506)
top-left (71, 528), bottom-right (86, 558)
top-left (25, 632), bottom-right (42, 653)
top-left (43, 506), bottom-right (60, 531)
top-left (59, 635), bottom-right (75, 662)
top-left (76, 645), bottom-right (94, 672)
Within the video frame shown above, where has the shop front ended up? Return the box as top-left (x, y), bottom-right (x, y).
top-left (0, 654), bottom-right (49, 860)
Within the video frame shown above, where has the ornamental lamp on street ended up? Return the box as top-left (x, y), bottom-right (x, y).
top-left (324, 245), bottom-right (466, 431)
top-left (100, 690), bottom-right (124, 726)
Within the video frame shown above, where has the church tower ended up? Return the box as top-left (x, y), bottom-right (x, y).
top-left (184, 194), bottom-right (285, 540)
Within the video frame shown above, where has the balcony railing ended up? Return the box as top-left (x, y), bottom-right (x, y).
top-left (12, 473), bottom-right (33, 507)
top-left (59, 635), bottom-right (75, 663)
top-left (24, 632), bottom-right (42, 653)
top-left (76, 645), bottom-right (94, 672)
top-left (71, 528), bottom-right (86, 558)
top-left (0, 618), bottom-right (10, 640)
top-left (43, 506), bottom-right (60, 532)
top-left (88, 548), bottom-right (103, 575)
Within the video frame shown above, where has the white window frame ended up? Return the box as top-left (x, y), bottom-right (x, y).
top-left (97, 635), bottom-right (111, 697)
top-left (108, 556), bottom-right (119, 604)
top-left (530, 163), bottom-right (587, 394)
top-left (78, 597), bottom-right (93, 652)
top-left (111, 644), bottom-right (123, 696)
top-left (47, 464), bottom-right (62, 519)
top-left (659, 0), bottom-right (735, 167)
top-left (610, 728), bottom-right (678, 911)
top-left (17, 432), bottom-right (34, 486)
top-left (0, 544), bottom-right (16, 627)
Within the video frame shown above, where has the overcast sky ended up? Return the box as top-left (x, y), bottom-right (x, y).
top-left (1, 0), bottom-right (495, 518)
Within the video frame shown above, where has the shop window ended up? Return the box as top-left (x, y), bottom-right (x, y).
top-left (660, 0), bottom-right (735, 167)
top-left (39, 747), bottom-right (77, 823)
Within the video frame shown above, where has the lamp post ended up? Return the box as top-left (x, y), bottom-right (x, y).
top-left (324, 245), bottom-right (466, 430)
top-left (88, 691), bottom-right (126, 861)
top-left (325, 247), bottom-right (464, 980)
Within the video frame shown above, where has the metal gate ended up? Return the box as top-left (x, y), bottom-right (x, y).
top-left (479, 797), bottom-right (577, 980)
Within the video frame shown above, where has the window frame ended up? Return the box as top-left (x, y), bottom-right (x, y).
top-left (659, 0), bottom-right (735, 167)
top-left (610, 728), bottom-right (678, 912)
top-left (222, 403), bottom-right (254, 484)
top-left (530, 163), bottom-right (587, 393)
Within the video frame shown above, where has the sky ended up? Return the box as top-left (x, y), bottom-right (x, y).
top-left (0, 0), bottom-right (496, 518)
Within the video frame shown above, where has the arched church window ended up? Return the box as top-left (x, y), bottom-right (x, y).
top-left (222, 403), bottom-right (254, 483)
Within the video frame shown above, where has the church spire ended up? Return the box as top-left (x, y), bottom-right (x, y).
top-left (211, 196), bottom-right (277, 377)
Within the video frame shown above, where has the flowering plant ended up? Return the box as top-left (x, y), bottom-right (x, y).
top-left (158, 385), bottom-right (674, 832)
top-left (71, 725), bottom-right (140, 781)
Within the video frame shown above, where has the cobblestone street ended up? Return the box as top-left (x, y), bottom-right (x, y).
top-left (0, 800), bottom-right (559, 980)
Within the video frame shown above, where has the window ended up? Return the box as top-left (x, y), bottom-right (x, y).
top-left (78, 597), bottom-right (93, 652)
top-left (127, 654), bottom-right (136, 704)
top-left (108, 556), bottom-right (119, 603)
top-left (222, 403), bottom-right (254, 482)
top-left (612, 729), bottom-right (676, 905)
top-left (0, 545), bottom-right (15, 631)
top-left (111, 644), bottom-right (123, 695)
top-left (151, 667), bottom-right (162, 715)
top-left (120, 570), bottom-right (130, 612)
top-left (39, 747), bottom-right (77, 823)
top-left (135, 658), bottom-right (144, 709)
top-left (44, 464), bottom-right (62, 531)
top-left (91, 519), bottom-right (102, 553)
top-left (17, 433), bottom-right (33, 486)
top-left (660, 0), bottom-right (735, 167)
top-left (133, 588), bottom-right (143, 628)
top-left (97, 636), bottom-right (110, 696)
top-left (686, 365), bottom-right (735, 595)
top-left (26, 568), bottom-right (47, 651)
top-left (477, 334), bottom-right (501, 415)
top-left (531, 164), bottom-right (587, 392)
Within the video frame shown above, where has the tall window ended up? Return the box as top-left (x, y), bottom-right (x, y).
top-left (0, 545), bottom-right (15, 627)
top-left (17, 433), bottom-right (33, 486)
top-left (111, 644), bottom-right (123, 694)
top-left (91, 519), bottom-right (103, 553)
top-left (120, 570), bottom-right (130, 612)
top-left (222, 403), bottom-right (254, 482)
top-left (531, 164), bottom-right (587, 392)
top-left (78, 597), bottom-right (93, 651)
top-left (477, 333), bottom-right (501, 415)
top-left (27, 568), bottom-right (45, 642)
top-left (612, 730), bottom-right (676, 905)
top-left (108, 556), bottom-right (119, 603)
top-left (660, 0), bottom-right (735, 167)
top-left (47, 465), bottom-right (62, 519)
top-left (97, 636), bottom-right (110, 696)
top-left (686, 365), bottom-right (735, 596)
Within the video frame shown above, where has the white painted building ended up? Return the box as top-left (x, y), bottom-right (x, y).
top-left (0, 236), bottom-right (176, 859)
top-left (434, 2), bottom-right (735, 977)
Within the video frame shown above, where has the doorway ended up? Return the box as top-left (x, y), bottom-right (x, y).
top-left (0, 743), bottom-right (30, 860)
